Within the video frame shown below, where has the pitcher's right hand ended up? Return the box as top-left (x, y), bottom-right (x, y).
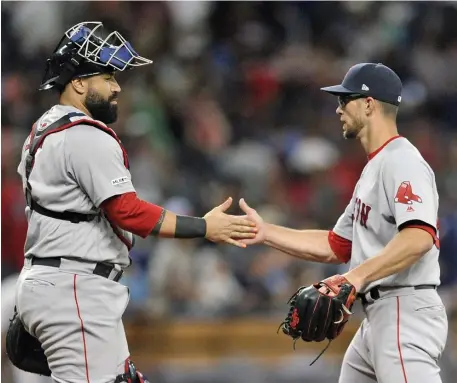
top-left (204, 197), bottom-right (257, 248)
top-left (238, 198), bottom-right (266, 245)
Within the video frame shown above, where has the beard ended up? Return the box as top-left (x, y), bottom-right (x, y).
top-left (343, 117), bottom-right (364, 140)
top-left (84, 89), bottom-right (118, 124)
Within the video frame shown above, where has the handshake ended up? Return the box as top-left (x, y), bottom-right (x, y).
top-left (203, 197), bottom-right (264, 248)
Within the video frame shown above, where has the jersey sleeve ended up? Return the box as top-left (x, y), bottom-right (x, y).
top-left (65, 125), bottom-right (136, 208)
top-left (383, 151), bottom-right (438, 231)
top-left (332, 194), bottom-right (356, 241)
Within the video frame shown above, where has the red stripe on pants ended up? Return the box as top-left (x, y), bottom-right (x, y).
top-left (73, 274), bottom-right (91, 383)
top-left (396, 297), bottom-right (408, 383)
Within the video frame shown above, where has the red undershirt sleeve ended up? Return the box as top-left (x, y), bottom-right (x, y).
top-left (100, 192), bottom-right (164, 238)
top-left (328, 230), bottom-right (352, 264)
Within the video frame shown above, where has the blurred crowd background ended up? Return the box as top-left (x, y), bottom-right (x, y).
top-left (2, 2), bottom-right (457, 382)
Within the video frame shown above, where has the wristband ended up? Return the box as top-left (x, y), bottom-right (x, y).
top-left (175, 216), bottom-right (207, 238)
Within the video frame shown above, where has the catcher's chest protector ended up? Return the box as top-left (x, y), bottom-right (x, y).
top-left (25, 111), bottom-right (129, 181)
top-left (24, 109), bottom-right (133, 249)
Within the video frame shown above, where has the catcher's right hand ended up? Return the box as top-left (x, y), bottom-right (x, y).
top-left (204, 197), bottom-right (257, 248)
top-left (280, 275), bottom-right (357, 344)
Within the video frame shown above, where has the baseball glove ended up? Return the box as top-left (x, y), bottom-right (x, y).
top-left (5, 307), bottom-right (51, 376)
top-left (279, 275), bottom-right (357, 364)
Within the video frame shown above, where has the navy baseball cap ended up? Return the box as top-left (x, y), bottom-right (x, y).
top-left (321, 63), bottom-right (402, 106)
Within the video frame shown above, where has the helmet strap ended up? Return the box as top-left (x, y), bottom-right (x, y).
top-left (54, 56), bottom-right (84, 88)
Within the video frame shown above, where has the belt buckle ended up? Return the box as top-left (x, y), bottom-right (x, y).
top-left (113, 269), bottom-right (123, 282)
top-left (93, 262), bottom-right (123, 282)
top-left (370, 287), bottom-right (380, 300)
top-left (358, 286), bottom-right (380, 304)
top-left (108, 264), bottom-right (123, 282)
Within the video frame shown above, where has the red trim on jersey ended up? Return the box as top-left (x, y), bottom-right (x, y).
top-left (24, 124), bottom-right (35, 151)
top-left (328, 231), bottom-right (352, 263)
top-left (367, 135), bottom-right (402, 161)
top-left (73, 274), bottom-right (91, 383)
top-left (397, 297), bottom-right (408, 383)
top-left (28, 118), bottom-right (128, 169)
top-left (33, 119), bottom-right (129, 168)
top-left (401, 223), bottom-right (440, 250)
top-left (101, 192), bottom-right (164, 238)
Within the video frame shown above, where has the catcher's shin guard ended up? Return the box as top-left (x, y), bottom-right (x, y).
top-left (114, 358), bottom-right (150, 383)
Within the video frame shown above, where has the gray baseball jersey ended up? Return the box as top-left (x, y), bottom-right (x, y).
top-left (17, 104), bottom-right (135, 266)
top-left (333, 136), bottom-right (440, 293)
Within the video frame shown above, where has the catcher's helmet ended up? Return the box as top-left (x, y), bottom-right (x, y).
top-left (39, 21), bottom-right (152, 91)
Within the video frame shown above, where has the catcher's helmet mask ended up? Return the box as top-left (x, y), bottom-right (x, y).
top-left (39, 21), bottom-right (152, 91)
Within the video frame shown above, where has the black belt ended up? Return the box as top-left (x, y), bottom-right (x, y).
top-left (357, 284), bottom-right (437, 305)
top-left (30, 257), bottom-right (123, 282)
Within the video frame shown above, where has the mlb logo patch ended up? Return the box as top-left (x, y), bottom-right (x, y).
top-left (111, 176), bottom-right (129, 186)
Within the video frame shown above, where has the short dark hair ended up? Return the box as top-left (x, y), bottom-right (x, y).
top-left (379, 100), bottom-right (398, 118)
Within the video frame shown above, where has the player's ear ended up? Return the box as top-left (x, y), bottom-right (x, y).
top-left (70, 78), bottom-right (86, 95)
top-left (364, 97), bottom-right (376, 116)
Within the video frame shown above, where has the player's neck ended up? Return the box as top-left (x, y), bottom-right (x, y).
top-left (59, 94), bottom-right (92, 119)
top-left (360, 119), bottom-right (399, 156)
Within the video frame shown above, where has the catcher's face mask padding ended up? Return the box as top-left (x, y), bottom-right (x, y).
top-left (39, 21), bottom-right (152, 91)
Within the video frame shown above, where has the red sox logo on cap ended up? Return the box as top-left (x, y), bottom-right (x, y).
top-left (394, 181), bottom-right (422, 205)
